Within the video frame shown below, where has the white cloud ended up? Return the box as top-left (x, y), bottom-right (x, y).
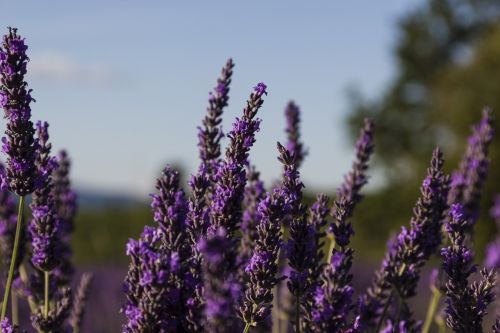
top-left (28, 52), bottom-right (115, 85)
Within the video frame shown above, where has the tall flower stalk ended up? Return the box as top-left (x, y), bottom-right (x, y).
top-left (356, 148), bottom-right (449, 332)
top-left (28, 121), bottom-right (61, 332)
top-left (185, 59), bottom-right (234, 331)
top-left (448, 108), bottom-right (494, 226)
top-left (308, 119), bottom-right (374, 333)
top-left (0, 27), bottom-right (38, 323)
top-left (284, 101), bottom-right (307, 169)
top-left (240, 143), bottom-right (304, 330)
top-left (280, 142), bottom-right (315, 333)
top-left (441, 204), bottom-right (496, 332)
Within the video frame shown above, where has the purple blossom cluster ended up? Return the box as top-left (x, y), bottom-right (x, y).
top-left (441, 204), bottom-right (496, 333)
top-left (1, 27), bottom-right (499, 333)
top-left (118, 58), bottom-right (500, 333)
top-left (0, 28), bottom-right (88, 333)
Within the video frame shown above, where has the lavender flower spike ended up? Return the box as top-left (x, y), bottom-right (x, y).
top-left (238, 165), bottom-right (266, 275)
top-left (441, 204), bottom-right (496, 333)
top-left (448, 108), bottom-right (494, 224)
top-left (123, 226), bottom-right (183, 332)
top-left (29, 121), bottom-right (60, 272)
top-left (198, 58), bottom-right (234, 169)
top-left (279, 142), bottom-right (315, 333)
top-left (52, 150), bottom-right (77, 287)
top-left (209, 83), bottom-right (266, 261)
top-left (69, 273), bottom-right (93, 333)
top-left (308, 119), bottom-right (374, 333)
top-left (356, 147), bottom-right (449, 332)
top-left (200, 228), bottom-right (241, 333)
top-left (284, 101), bottom-right (307, 169)
top-left (0, 27), bottom-right (38, 196)
top-left (240, 145), bottom-right (297, 327)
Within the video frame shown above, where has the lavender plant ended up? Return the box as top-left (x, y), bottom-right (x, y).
top-left (1, 28), bottom-right (499, 333)
top-left (356, 147), bottom-right (449, 332)
top-left (441, 204), bottom-right (496, 332)
top-left (0, 27), bottom-right (38, 323)
top-left (307, 118), bottom-right (374, 333)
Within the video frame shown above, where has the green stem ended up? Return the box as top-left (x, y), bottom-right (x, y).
top-left (44, 271), bottom-right (50, 319)
top-left (422, 288), bottom-right (441, 333)
top-left (374, 289), bottom-right (394, 333)
top-left (295, 295), bottom-right (300, 333)
top-left (1, 195), bottom-right (25, 321)
top-left (242, 323), bottom-right (251, 333)
top-left (11, 291), bottom-right (18, 325)
top-left (326, 236), bottom-right (336, 263)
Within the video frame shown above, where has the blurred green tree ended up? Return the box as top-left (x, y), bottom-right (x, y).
top-left (346, 0), bottom-right (500, 258)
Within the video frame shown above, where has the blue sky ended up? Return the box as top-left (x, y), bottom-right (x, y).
top-left (0, 1), bottom-right (422, 197)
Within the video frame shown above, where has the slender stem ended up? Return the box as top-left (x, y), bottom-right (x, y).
top-left (44, 271), bottom-right (50, 319)
top-left (242, 323), bottom-right (251, 333)
top-left (19, 264), bottom-right (36, 312)
top-left (11, 291), bottom-right (18, 325)
top-left (326, 235), bottom-right (336, 263)
top-left (295, 295), bottom-right (300, 333)
top-left (1, 195), bottom-right (25, 321)
top-left (422, 288), bottom-right (441, 333)
top-left (374, 288), bottom-right (394, 333)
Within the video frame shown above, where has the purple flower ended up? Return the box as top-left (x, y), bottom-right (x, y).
top-left (284, 101), bottom-right (308, 169)
top-left (307, 119), bottom-right (374, 333)
top-left (150, 166), bottom-right (188, 253)
top-left (441, 203), bottom-right (496, 332)
top-left (208, 83), bottom-right (266, 271)
top-left (0, 27), bottom-right (38, 196)
top-left (447, 108), bottom-right (494, 227)
top-left (237, 165), bottom-right (266, 277)
top-left (29, 121), bottom-right (61, 272)
top-left (197, 59), bottom-right (234, 184)
top-left (51, 150), bottom-right (77, 287)
top-left (199, 228), bottom-right (241, 333)
top-left (123, 226), bottom-right (183, 332)
top-left (239, 147), bottom-right (293, 326)
top-left (357, 148), bottom-right (448, 331)
top-left (253, 82), bottom-right (267, 96)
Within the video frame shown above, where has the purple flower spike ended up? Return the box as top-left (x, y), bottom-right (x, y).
top-left (285, 101), bottom-right (308, 169)
top-left (29, 121), bottom-right (61, 272)
top-left (0, 27), bottom-right (38, 196)
top-left (238, 165), bottom-right (266, 276)
top-left (51, 150), bottom-right (77, 287)
top-left (199, 228), bottom-right (241, 333)
top-left (278, 142), bottom-right (316, 331)
top-left (123, 226), bottom-right (183, 332)
top-left (441, 203), bottom-right (496, 333)
top-left (150, 166), bottom-right (188, 254)
top-left (308, 119), bottom-right (374, 333)
top-left (356, 148), bottom-right (448, 331)
top-left (253, 82), bottom-right (267, 96)
top-left (448, 108), bottom-right (494, 226)
top-left (239, 147), bottom-right (296, 326)
top-left (209, 83), bottom-right (266, 263)
top-left (197, 58), bottom-right (234, 183)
